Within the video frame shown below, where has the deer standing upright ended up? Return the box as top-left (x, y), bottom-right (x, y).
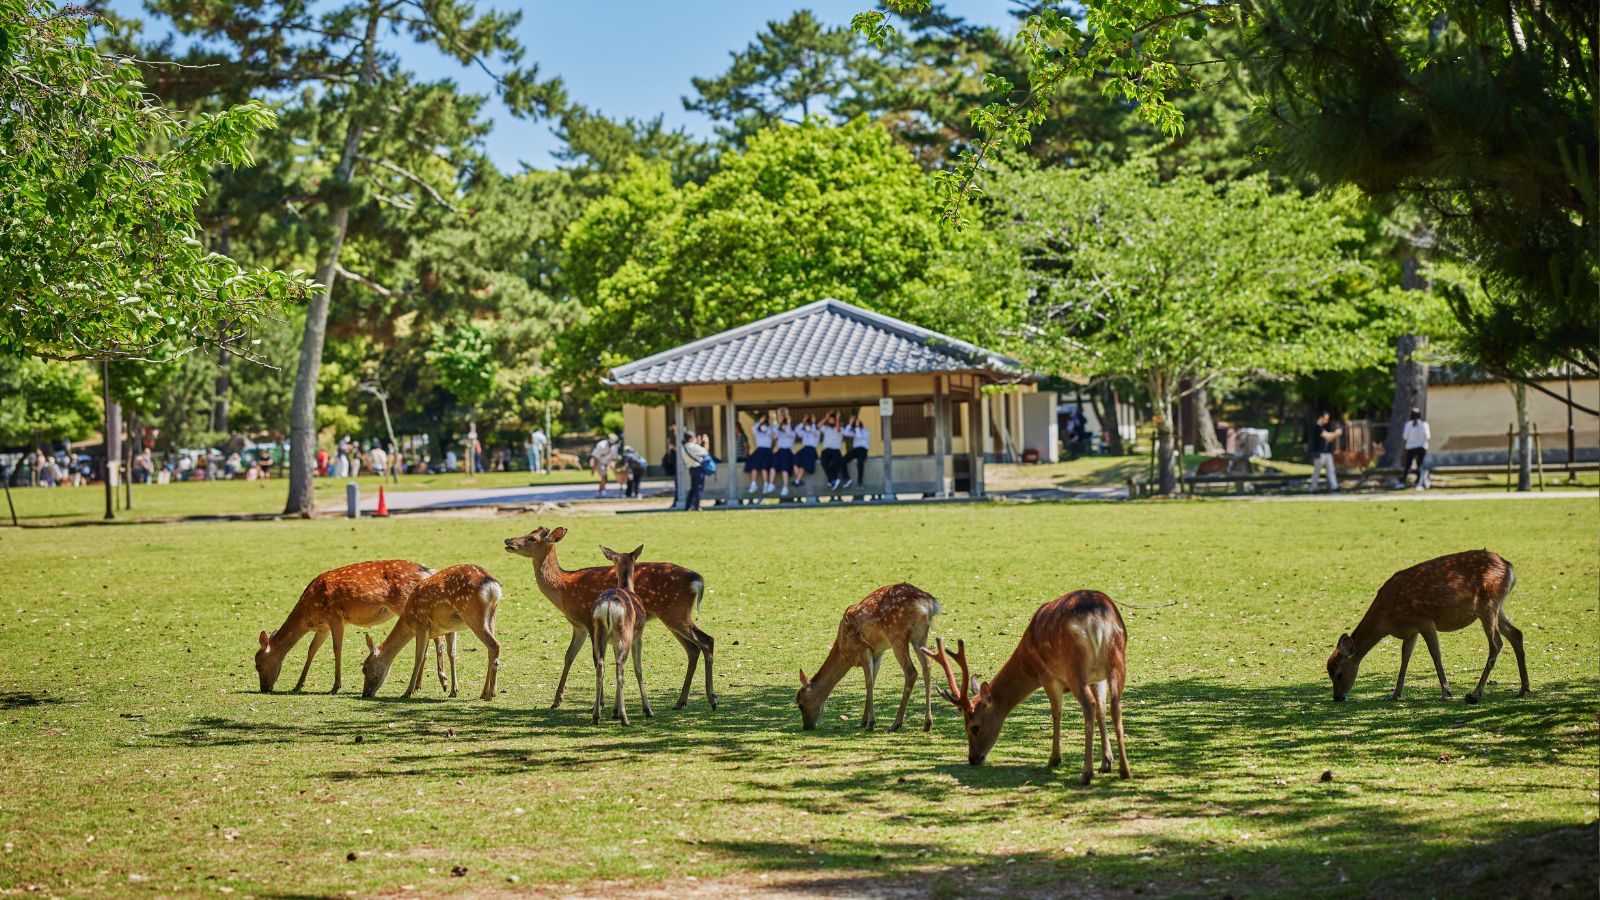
top-left (591, 545), bottom-right (648, 725)
top-left (796, 583), bottom-right (940, 732)
top-left (255, 560), bottom-right (450, 694)
top-left (1326, 549), bottom-right (1528, 703)
top-left (503, 526), bottom-right (715, 714)
top-left (924, 591), bottom-right (1131, 784)
top-left (360, 565), bottom-right (503, 700)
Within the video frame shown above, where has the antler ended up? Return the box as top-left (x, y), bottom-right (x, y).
top-left (920, 638), bottom-right (972, 710)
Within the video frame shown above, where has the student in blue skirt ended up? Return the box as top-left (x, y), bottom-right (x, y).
top-left (746, 411), bottom-right (775, 496)
top-left (843, 414), bottom-right (870, 489)
top-left (819, 411), bottom-right (845, 489)
top-left (772, 410), bottom-right (797, 497)
top-left (793, 414), bottom-right (820, 488)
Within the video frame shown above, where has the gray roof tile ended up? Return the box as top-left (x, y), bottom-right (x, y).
top-left (606, 299), bottom-right (1019, 388)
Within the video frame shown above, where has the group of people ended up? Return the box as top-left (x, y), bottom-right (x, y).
top-left (743, 410), bottom-right (872, 497)
top-left (316, 437), bottom-right (390, 479)
top-left (589, 433), bottom-right (649, 499)
top-left (1305, 407), bottom-right (1431, 492)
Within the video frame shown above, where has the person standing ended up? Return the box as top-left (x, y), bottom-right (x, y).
top-left (1307, 411), bottom-right (1343, 493)
top-left (793, 414), bottom-right (820, 489)
top-left (529, 427), bottom-right (548, 474)
top-left (680, 431), bottom-right (710, 511)
top-left (1400, 407), bottom-right (1431, 491)
top-left (843, 414), bottom-right (870, 490)
top-left (662, 423), bottom-right (679, 495)
top-left (819, 411), bottom-right (845, 489)
top-left (746, 412), bottom-right (775, 496)
top-left (591, 433), bottom-right (621, 497)
top-left (370, 443), bottom-right (388, 478)
top-left (772, 411), bottom-right (796, 498)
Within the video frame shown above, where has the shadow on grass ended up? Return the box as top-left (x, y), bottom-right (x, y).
top-left (0, 691), bottom-right (62, 709)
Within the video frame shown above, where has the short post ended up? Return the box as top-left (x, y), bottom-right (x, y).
top-left (673, 400), bottom-right (687, 510)
top-left (878, 394), bottom-right (895, 502)
top-left (1504, 425), bottom-right (1513, 491)
top-left (346, 482), bottom-right (360, 519)
top-left (1534, 424), bottom-right (1545, 491)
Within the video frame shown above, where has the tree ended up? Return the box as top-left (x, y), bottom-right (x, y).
top-left (0, 356), bottom-right (100, 452)
top-left (127, 0), bottom-right (563, 515)
top-left (558, 119), bottom-right (1023, 391)
top-left (685, 10), bottom-right (870, 145)
top-left (858, 0), bottom-right (1596, 401)
top-left (554, 105), bottom-right (716, 189)
top-left (427, 325), bottom-right (498, 476)
top-left (997, 162), bottom-right (1424, 493)
top-left (0, 0), bottom-right (311, 363)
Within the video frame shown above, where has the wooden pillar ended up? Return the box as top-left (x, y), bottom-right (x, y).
top-left (673, 398), bottom-right (687, 510)
top-left (724, 388), bottom-right (738, 507)
top-left (972, 388), bottom-right (988, 498)
top-left (933, 377), bottom-right (948, 498)
top-left (880, 377), bottom-right (895, 501)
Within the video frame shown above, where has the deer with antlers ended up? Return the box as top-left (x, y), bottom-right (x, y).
top-left (796, 583), bottom-right (940, 732)
top-left (503, 526), bottom-right (715, 714)
top-left (591, 546), bottom-right (649, 725)
top-left (924, 591), bottom-right (1131, 783)
top-left (255, 560), bottom-right (452, 694)
top-left (1326, 549), bottom-right (1528, 703)
top-left (360, 565), bottom-right (503, 700)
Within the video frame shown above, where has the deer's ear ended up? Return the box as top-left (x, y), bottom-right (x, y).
top-left (968, 675), bottom-right (981, 698)
top-left (599, 545), bottom-right (616, 562)
top-left (629, 545), bottom-right (644, 562)
top-left (1337, 633), bottom-right (1353, 653)
top-left (799, 668), bottom-right (810, 688)
top-left (258, 630), bottom-right (270, 648)
top-left (548, 526), bottom-right (567, 543)
top-left (365, 633), bottom-right (376, 654)
top-left (979, 681), bottom-right (994, 701)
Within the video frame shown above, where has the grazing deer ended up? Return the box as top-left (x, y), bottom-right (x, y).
top-left (255, 560), bottom-right (451, 694)
top-left (796, 583), bottom-right (940, 732)
top-left (591, 546), bottom-right (648, 725)
top-left (503, 526), bottom-right (715, 714)
top-left (360, 565), bottom-right (503, 701)
top-left (1327, 549), bottom-right (1528, 703)
top-left (924, 591), bottom-right (1131, 784)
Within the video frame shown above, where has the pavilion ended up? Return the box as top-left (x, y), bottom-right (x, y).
top-left (606, 299), bottom-right (1058, 506)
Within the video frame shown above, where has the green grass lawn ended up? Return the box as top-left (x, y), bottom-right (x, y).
top-left (0, 499), bottom-right (1594, 896)
top-left (2, 469), bottom-right (597, 525)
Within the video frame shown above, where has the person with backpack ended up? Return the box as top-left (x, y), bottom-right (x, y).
top-left (680, 432), bottom-right (713, 511)
top-left (620, 445), bottom-right (647, 498)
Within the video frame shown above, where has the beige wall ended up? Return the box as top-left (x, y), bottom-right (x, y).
top-left (1429, 379), bottom-right (1599, 454)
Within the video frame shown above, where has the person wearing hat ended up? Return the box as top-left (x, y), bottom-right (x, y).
top-left (620, 444), bottom-right (647, 498)
top-left (1400, 407), bottom-right (1431, 491)
top-left (591, 433), bottom-right (621, 497)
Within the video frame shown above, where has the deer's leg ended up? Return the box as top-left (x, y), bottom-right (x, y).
top-left (1111, 689), bottom-right (1131, 779)
top-left (694, 626), bottom-right (717, 710)
top-left (615, 642), bottom-right (630, 726)
top-left (1391, 634), bottom-right (1417, 700)
top-left (1077, 687), bottom-right (1098, 785)
top-left (1465, 613), bottom-right (1503, 704)
top-left (1095, 682), bottom-right (1112, 773)
top-left (327, 618), bottom-right (346, 695)
top-left (447, 632), bottom-right (459, 698)
top-left (920, 641), bottom-right (934, 732)
top-left (1499, 612), bottom-right (1530, 697)
top-left (465, 619), bottom-right (500, 701)
top-left (632, 630), bottom-right (652, 719)
top-left (670, 627), bottom-right (700, 710)
top-left (292, 628), bottom-right (327, 692)
top-left (553, 624), bottom-right (586, 709)
top-left (888, 642), bottom-right (916, 732)
top-left (402, 630), bottom-right (429, 699)
top-left (1044, 684), bottom-right (1064, 768)
top-left (1421, 627), bottom-right (1452, 699)
top-left (432, 637), bottom-right (447, 693)
top-left (591, 626), bottom-right (605, 724)
top-left (861, 653), bottom-right (880, 730)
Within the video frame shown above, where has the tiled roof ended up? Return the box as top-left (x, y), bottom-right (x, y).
top-left (606, 299), bottom-right (1020, 388)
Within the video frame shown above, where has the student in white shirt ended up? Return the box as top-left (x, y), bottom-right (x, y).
top-left (843, 414), bottom-right (870, 489)
top-left (772, 411), bottom-right (797, 498)
top-left (819, 411), bottom-right (845, 489)
top-left (793, 414), bottom-right (821, 488)
top-left (746, 412), bottom-right (775, 495)
top-left (1400, 407), bottom-right (1431, 491)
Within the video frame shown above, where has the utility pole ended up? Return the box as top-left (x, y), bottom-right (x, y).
top-left (358, 379), bottom-right (402, 484)
top-left (1566, 365), bottom-right (1577, 484)
top-left (100, 361), bottom-right (116, 520)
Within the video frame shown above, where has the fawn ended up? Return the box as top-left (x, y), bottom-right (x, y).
top-left (360, 565), bottom-right (503, 701)
top-left (924, 591), bottom-right (1131, 784)
top-left (591, 545), bottom-right (648, 725)
top-left (255, 560), bottom-right (449, 694)
top-left (503, 526), bottom-right (715, 714)
top-left (1327, 549), bottom-right (1528, 703)
top-left (796, 583), bottom-right (940, 732)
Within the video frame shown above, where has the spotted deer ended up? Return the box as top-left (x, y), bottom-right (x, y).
top-left (796, 583), bottom-right (940, 732)
top-left (255, 560), bottom-right (450, 694)
top-left (1326, 549), bottom-right (1528, 703)
top-left (924, 591), bottom-right (1131, 783)
top-left (591, 546), bottom-right (648, 725)
top-left (360, 565), bottom-right (503, 700)
top-left (503, 526), bottom-right (715, 714)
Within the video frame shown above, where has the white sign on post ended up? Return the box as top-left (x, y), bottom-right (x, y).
top-left (878, 397), bottom-right (894, 417)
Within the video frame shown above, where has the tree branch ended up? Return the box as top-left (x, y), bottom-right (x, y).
top-left (355, 155), bottom-right (460, 212)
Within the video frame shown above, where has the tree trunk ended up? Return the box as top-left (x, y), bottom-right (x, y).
top-left (101, 361), bottom-right (118, 520)
top-left (1100, 382), bottom-right (1124, 456)
top-left (283, 0), bottom-right (384, 517)
top-left (212, 345), bottom-right (231, 434)
top-left (1511, 381), bottom-right (1531, 491)
top-left (1193, 383), bottom-right (1223, 454)
top-left (1152, 375), bottom-right (1177, 495)
top-left (1380, 335), bottom-right (1429, 469)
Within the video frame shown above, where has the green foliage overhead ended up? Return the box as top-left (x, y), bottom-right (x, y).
top-left (0, 0), bottom-right (312, 363)
top-left (427, 324), bottom-right (498, 410)
top-left (0, 355), bottom-right (101, 447)
top-left (558, 118), bottom-right (1023, 388)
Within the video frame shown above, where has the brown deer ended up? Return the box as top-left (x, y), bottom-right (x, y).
top-left (360, 565), bottom-right (503, 701)
top-left (924, 591), bottom-right (1131, 784)
top-left (255, 560), bottom-right (450, 694)
top-left (796, 583), bottom-right (940, 732)
top-left (591, 546), bottom-right (648, 725)
top-left (503, 526), bottom-right (714, 714)
top-left (1326, 549), bottom-right (1528, 704)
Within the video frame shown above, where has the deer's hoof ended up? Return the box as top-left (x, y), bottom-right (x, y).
top-left (1100, 759), bottom-right (1112, 774)
top-left (1518, 688), bottom-right (1530, 697)
top-left (1048, 755), bottom-right (1061, 768)
top-left (1079, 771), bottom-right (1094, 786)
top-left (1119, 766), bottom-right (1131, 780)
top-left (1464, 692), bottom-right (1481, 705)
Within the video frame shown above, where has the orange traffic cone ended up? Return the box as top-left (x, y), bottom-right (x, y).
top-left (374, 485), bottom-right (389, 518)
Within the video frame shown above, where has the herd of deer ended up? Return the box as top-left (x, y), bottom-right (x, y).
top-left (254, 528), bottom-right (1529, 785)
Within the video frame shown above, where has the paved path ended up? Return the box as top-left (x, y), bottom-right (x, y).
top-left (317, 479), bottom-right (674, 514)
